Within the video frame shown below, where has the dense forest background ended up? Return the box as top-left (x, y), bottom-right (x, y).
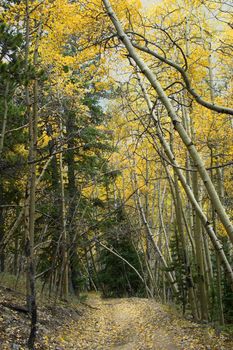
top-left (0, 0), bottom-right (232, 348)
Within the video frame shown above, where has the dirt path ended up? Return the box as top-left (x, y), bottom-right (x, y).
top-left (1, 286), bottom-right (232, 349)
top-left (48, 294), bottom-right (232, 350)
top-left (110, 299), bottom-right (177, 350)
top-left (86, 296), bottom-right (177, 350)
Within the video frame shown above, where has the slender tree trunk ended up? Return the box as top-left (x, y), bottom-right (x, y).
top-left (0, 81), bottom-right (9, 156)
top-left (158, 183), bottom-right (173, 264)
top-left (192, 170), bottom-right (209, 320)
top-left (144, 151), bottom-right (155, 293)
top-left (102, 0), bottom-right (233, 244)
top-left (97, 239), bottom-right (153, 297)
top-left (66, 111), bottom-right (80, 296)
top-left (170, 127), bottom-right (198, 318)
top-left (129, 60), bottom-right (233, 286)
top-left (59, 117), bottom-right (69, 300)
top-left (203, 234), bottom-right (214, 294)
top-left (24, 7), bottom-right (40, 349)
top-left (0, 181), bottom-right (5, 272)
top-left (14, 235), bottom-right (19, 276)
top-left (173, 170), bottom-right (198, 319)
top-left (216, 167), bottom-right (225, 325)
top-left (134, 182), bottom-right (179, 295)
top-left (208, 45), bottom-right (226, 325)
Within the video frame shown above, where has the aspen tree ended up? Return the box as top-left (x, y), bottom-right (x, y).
top-left (126, 59), bottom-right (233, 287)
top-left (102, 0), bottom-right (233, 245)
top-left (131, 168), bottom-right (179, 295)
top-left (184, 15), bottom-right (209, 320)
top-left (207, 43), bottom-right (225, 325)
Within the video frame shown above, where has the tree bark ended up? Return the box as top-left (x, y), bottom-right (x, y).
top-left (192, 171), bottom-right (209, 320)
top-left (128, 59), bottom-right (233, 286)
top-left (59, 117), bottom-right (69, 300)
top-left (0, 81), bottom-right (9, 156)
top-left (24, 4), bottom-right (39, 348)
top-left (66, 110), bottom-right (80, 296)
top-left (102, 0), bottom-right (233, 245)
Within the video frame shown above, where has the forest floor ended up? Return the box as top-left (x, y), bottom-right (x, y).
top-left (0, 286), bottom-right (233, 350)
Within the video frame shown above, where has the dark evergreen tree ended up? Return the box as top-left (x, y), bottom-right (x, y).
top-left (98, 206), bottom-right (145, 298)
top-left (0, 20), bottom-right (26, 273)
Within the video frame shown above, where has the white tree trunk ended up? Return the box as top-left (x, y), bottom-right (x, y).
top-left (102, 0), bottom-right (233, 245)
top-left (129, 59), bottom-right (233, 286)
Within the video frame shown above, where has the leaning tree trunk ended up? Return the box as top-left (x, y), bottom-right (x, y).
top-left (129, 59), bottom-right (233, 287)
top-left (102, 0), bottom-right (233, 245)
top-left (132, 170), bottom-right (179, 295)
